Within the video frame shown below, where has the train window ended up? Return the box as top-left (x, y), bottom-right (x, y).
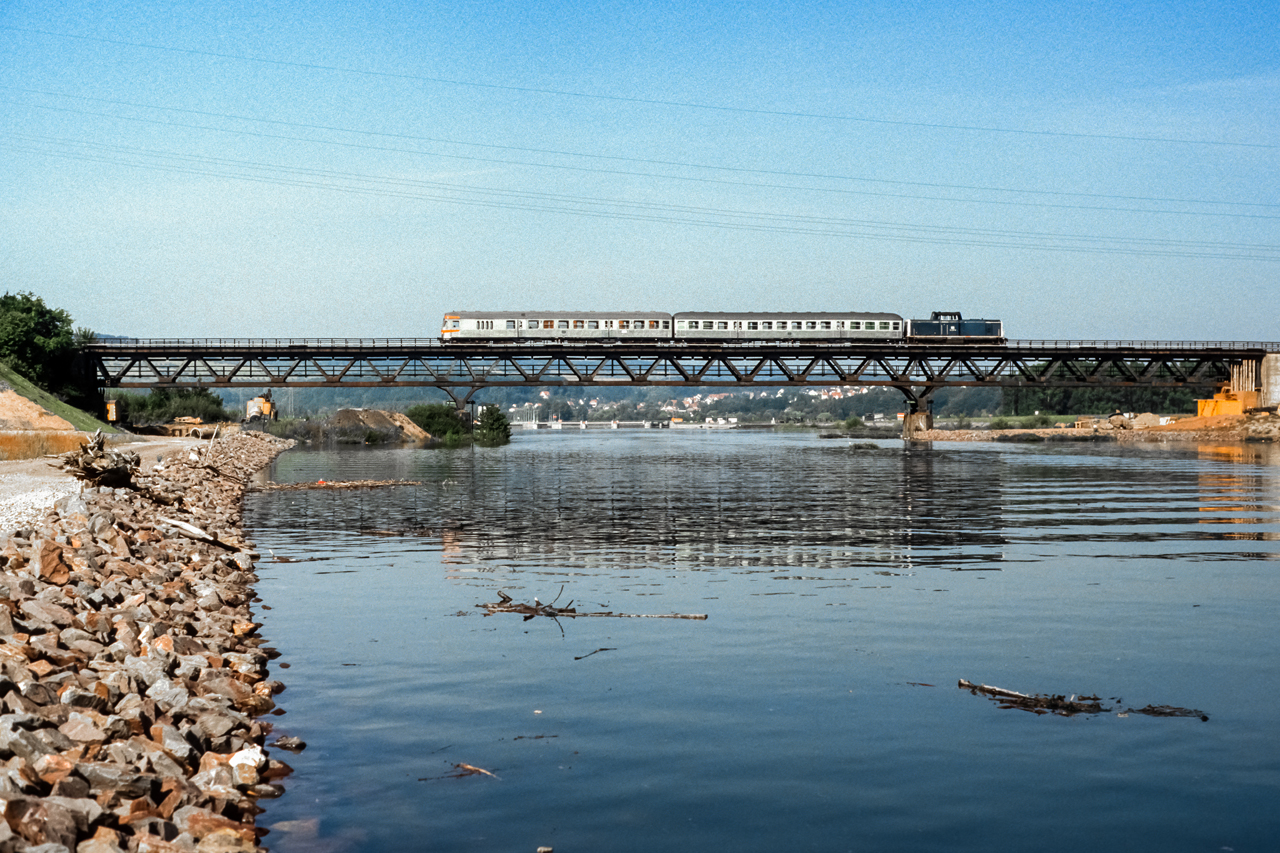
top-left (634, 319), bottom-right (645, 328)
top-left (879, 322), bottom-right (890, 330)
top-left (677, 320), bottom-right (689, 329)
top-left (792, 321), bottom-right (803, 330)
top-left (747, 322), bottom-right (759, 330)
top-left (505, 320), bottom-right (517, 329)
top-left (805, 322), bottom-right (816, 330)
top-left (619, 320), bottom-right (631, 329)
top-left (891, 322), bottom-right (901, 331)
top-left (604, 320), bottom-right (614, 329)
top-left (588, 320), bottom-right (599, 329)
top-left (761, 321), bottom-right (772, 330)
top-left (477, 320), bottom-right (492, 330)
top-left (543, 320), bottom-right (555, 329)
top-left (556, 320), bottom-right (568, 329)
top-left (649, 320), bottom-right (660, 329)
top-left (733, 321), bottom-right (742, 330)
top-left (662, 320), bottom-right (670, 329)
top-left (850, 321), bottom-right (861, 330)
top-left (703, 321), bottom-right (715, 330)
top-left (835, 321), bottom-right (845, 329)
top-left (717, 322), bottom-right (728, 330)
top-left (573, 320), bottom-right (584, 329)
top-left (820, 321), bottom-right (831, 330)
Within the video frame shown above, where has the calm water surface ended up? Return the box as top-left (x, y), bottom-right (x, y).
top-left (243, 432), bottom-right (1280, 852)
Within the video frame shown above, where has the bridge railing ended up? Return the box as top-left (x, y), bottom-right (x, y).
top-left (86, 338), bottom-right (446, 349)
top-left (85, 337), bottom-right (1280, 352)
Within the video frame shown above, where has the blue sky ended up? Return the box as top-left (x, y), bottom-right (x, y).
top-left (1, 1), bottom-right (1276, 339)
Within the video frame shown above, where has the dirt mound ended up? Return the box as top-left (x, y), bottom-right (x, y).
top-left (0, 389), bottom-right (77, 431)
top-left (327, 409), bottom-right (429, 442)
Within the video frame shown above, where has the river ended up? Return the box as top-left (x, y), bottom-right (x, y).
top-left (242, 431), bottom-right (1280, 852)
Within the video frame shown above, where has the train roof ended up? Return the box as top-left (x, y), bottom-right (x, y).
top-left (444, 310), bottom-right (671, 319)
top-left (672, 311), bottom-right (903, 321)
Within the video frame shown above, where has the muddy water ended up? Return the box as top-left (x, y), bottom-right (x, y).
top-left (244, 433), bottom-right (1280, 852)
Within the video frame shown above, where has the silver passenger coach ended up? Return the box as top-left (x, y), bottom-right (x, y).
top-left (442, 311), bottom-right (906, 342)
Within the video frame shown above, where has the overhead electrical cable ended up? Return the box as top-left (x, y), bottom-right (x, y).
top-left (4, 99), bottom-right (1276, 222)
top-left (4, 85), bottom-right (1275, 212)
top-left (4, 133), bottom-right (1276, 262)
top-left (2, 25), bottom-right (1275, 150)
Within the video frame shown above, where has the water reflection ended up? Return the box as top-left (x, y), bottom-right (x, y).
top-left (247, 435), bottom-right (1280, 577)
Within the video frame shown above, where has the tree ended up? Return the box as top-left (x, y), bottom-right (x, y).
top-left (0, 291), bottom-right (76, 392)
top-left (474, 405), bottom-right (512, 446)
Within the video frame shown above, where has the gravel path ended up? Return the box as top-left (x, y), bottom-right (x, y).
top-left (0, 435), bottom-right (205, 530)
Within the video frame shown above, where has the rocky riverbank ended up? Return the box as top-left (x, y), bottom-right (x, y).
top-left (0, 431), bottom-right (294, 852)
top-left (912, 411), bottom-right (1280, 443)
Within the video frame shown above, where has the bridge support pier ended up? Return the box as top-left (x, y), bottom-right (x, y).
top-left (1263, 355), bottom-right (1280, 409)
top-left (900, 387), bottom-right (935, 439)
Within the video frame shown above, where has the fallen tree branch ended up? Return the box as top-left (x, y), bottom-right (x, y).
top-left (251, 479), bottom-right (423, 492)
top-left (958, 679), bottom-right (1207, 720)
top-left (479, 589), bottom-right (707, 622)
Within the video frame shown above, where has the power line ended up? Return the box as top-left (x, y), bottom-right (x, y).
top-left (5, 133), bottom-right (1277, 261)
top-left (5, 97), bottom-right (1277, 223)
top-left (3, 24), bottom-right (1276, 150)
top-left (5, 85), bottom-right (1275, 211)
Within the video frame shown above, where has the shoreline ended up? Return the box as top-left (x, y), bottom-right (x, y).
top-left (0, 431), bottom-right (294, 851)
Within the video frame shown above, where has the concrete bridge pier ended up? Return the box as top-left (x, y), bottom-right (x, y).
top-left (1263, 355), bottom-right (1280, 408)
top-left (900, 387), bottom-right (935, 439)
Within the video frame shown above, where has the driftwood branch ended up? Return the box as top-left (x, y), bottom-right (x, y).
top-left (251, 479), bottom-right (423, 492)
top-left (479, 589), bottom-right (707, 622)
top-left (958, 679), bottom-right (1207, 720)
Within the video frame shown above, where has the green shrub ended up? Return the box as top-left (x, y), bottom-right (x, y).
top-left (988, 416), bottom-right (1013, 430)
top-left (1021, 413), bottom-right (1055, 429)
top-left (843, 416), bottom-right (866, 430)
top-left (406, 403), bottom-right (469, 437)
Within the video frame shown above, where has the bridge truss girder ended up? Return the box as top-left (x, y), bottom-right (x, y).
top-left (83, 340), bottom-right (1268, 414)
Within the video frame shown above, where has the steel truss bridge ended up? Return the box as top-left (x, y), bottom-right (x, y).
top-left (83, 338), bottom-right (1278, 412)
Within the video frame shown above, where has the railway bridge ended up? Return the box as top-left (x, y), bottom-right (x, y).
top-left (82, 338), bottom-right (1280, 433)
top-left (80, 335), bottom-right (1280, 432)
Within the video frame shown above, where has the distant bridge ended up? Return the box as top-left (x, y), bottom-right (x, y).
top-left (82, 338), bottom-right (1280, 428)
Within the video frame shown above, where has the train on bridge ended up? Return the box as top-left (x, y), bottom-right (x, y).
top-left (442, 310), bottom-right (1004, 344)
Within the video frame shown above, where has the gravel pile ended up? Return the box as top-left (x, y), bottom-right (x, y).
top-left (0, 431), bottom-right (294, 852)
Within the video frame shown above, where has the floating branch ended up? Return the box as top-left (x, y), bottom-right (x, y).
top-left (252, 479), bottom-right (422, 491)
top-left (958, 679), bottom-right (1207, 720)
top-left (479, 589), bottom-right (707, 622)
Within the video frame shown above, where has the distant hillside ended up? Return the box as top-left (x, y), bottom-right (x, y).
top-left (0, 361), bottom-right (116, 433)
